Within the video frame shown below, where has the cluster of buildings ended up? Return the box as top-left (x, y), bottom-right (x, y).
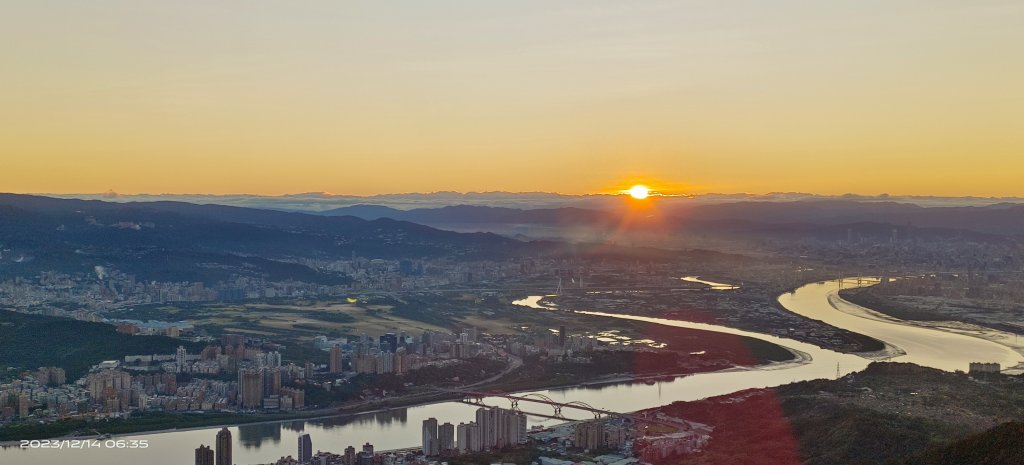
top-left (530, 418), bottom-right (635, 457)
top-left (316, 326), bottom-right (502, 380)
top-left (871, 273), bottom-right (1024, 303)
top-left (633, 429), bottom-right (712, 462)
top-left (0, 389), bottom-right (31, 420)
top-left (1, 367), bottom-right (85, 420)
top-left (968, 362), bottom-right (1001, 374)
top-left (285, 257), bottom-right (551, 292)
top-left (237, 367), bottom-right (306, 411)
top-left (508, 325), bottom-right (600, 359)
top-left (1, 333), bottom-right (315, 425)
top-left (6, 320), bottom-right (573, 427)
top-left (77, 365), bottom-right (233, 415)
top-left (573, 421), bottom-right (628, 453)
top-left (111, 339), bottom-right (307, 414)
top-left (232, 436), bottom-right (381, 465)
top-left (421, 406), bottom-right (528, 457)
top-left (0, 256), bottom-right (585, 317)
top-left (0, 270), bottom-right (350, 314)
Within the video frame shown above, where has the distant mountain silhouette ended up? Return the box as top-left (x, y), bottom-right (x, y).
top-left (321, 200), bottom-right (1024, 238)
top-left (0, 194), bottom-right (713, 283)
top-left (321, 204), bottom-right (613, 226)
top-left (0, 194), bottom-right (531, 283)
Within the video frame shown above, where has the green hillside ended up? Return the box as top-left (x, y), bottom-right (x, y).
top-left (0, 309), bottom-right (199, 380)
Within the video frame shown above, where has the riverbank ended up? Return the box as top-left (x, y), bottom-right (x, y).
top-left (828, 291), bottom-right (1024, 372)
top-left (0, 355), bottom-right (751, 446)
top-left (779, 278), bottom-right (1024, 373)
top-left (770, 280), bottom-right (888, 353)
top-left (638, 362), bottom-right (1024, 465)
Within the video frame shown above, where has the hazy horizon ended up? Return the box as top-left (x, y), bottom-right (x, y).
top-left (15, 189), bottom-right (1024, 200)
top-left (10, 189), bottom-right (1021, 212)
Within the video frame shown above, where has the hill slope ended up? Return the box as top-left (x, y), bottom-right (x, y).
top-left (0, 309), bottom-right (198, 380)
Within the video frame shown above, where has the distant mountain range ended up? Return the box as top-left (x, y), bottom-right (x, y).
top-left (320, 200), bottom-right (1024, 238)
top-left (39, 191), bottom-right (1024, 212)
top-left (0, 194), bottom-right (529, 283)
top-left (0, 194), bottom-right (715, 283)
top-left (1, 193), bottom-right (1020, 284)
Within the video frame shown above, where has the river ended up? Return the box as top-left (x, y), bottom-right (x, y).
top-left (680, 276), bottom-right (740, 290)
top-left (3, 278), bottom-right (1021, 465)
top-left (778, 279), bottom-right (1023, 370)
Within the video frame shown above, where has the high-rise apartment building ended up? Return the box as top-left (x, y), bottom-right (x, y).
top-left (195, 444), bottom-right (214, 465)
top-left (238, 368), bottom-right (263, 409)
top-left (422, 417), bottom-right (439, 456)
top-left (439, 422), bottom-right (456, 455)
top-left (215, 428), bottom-right (232, 465)
top-left (329, 344), bottom-right (343, 374)
top-left (176, 345), bottom-right (188, 372)
top-left (297, 433), bottom-right (312, 464)
top-left (474, 407), bottom-right (527, 450)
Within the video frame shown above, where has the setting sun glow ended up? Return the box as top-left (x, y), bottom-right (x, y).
top-left (628, 185), bottom-right (650, 200)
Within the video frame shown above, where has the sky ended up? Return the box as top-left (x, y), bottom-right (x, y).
top-left (2, 1), bottom-right (1022, 196)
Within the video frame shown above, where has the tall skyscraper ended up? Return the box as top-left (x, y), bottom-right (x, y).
top-left (195, 444), bottom-right (214, 465)
top-left (297, 433), bottom-right (312, 464)
top-left (215, 428), bottom-right (232, 465)
top-left (329, 344), bottom-right (343, 374)
top-left (422, 417), bottom-right (439, 456)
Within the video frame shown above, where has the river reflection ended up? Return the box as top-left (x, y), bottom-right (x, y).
top-left (233, 409), bottom-right (410, 449)
top-left (237, 422), bottom-right (283, 449)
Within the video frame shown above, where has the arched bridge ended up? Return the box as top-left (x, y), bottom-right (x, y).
top-left (442, 389), bottom-right (615, 419)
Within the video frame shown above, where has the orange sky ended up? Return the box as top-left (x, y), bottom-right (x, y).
top-left (2, 1), bottom-right (1023, 197)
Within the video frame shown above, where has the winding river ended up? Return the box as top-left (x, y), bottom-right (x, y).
top-left (4, 278), bottom-right (1022, 465)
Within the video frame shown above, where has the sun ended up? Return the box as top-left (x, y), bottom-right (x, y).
top-left (628, 184), bottom-right (650, 199)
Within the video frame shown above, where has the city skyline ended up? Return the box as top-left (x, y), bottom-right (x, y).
top-left (3, 1), bottom-right (1024, 197)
